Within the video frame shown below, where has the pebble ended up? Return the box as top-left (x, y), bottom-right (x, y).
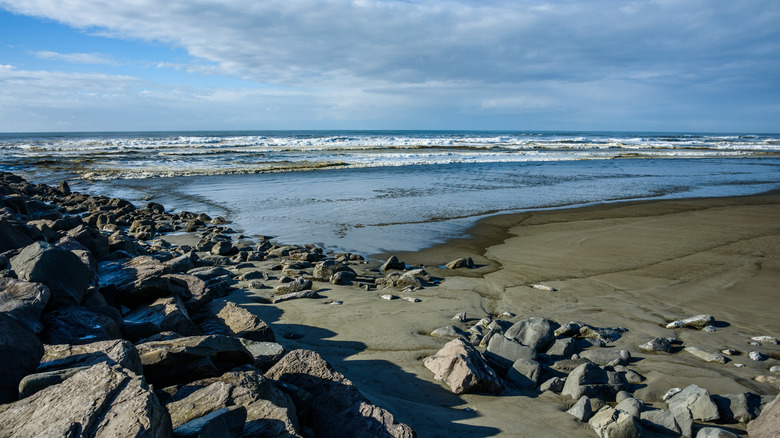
top-left (721, 348), bottom-right (738, 356)
top-left (702, 325), bottom-right (717, 333)
top-left (402, 297), bottom-right (420, 303)
top-left (453, 312), bottom-right (466, 322)
top-left (751, 335), bottom-right (778, 344)
top-left (328, 301), bottom-right (344, 305)
top-left (532, 284), bottom-right (557, 291)
top-left (500, 311), bottom-right (515, 318)
top-left (663, 388), bottom-right (682, 401)
top-left (749, 341), bottom-right (761, 346)
top-left (749, 351), bottom-right (768, 361)
top-left (380, 294), bottom-right (398, 300)
top-left (770, 366), bottom-right (780, 373)
top-left (734, 363), bottom-right (746, 368)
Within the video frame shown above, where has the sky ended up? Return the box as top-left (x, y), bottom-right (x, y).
top-left (0, 0), bottom-right (778, 133)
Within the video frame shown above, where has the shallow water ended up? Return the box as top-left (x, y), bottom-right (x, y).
top-left (86, 158), bottom-right (780, 254)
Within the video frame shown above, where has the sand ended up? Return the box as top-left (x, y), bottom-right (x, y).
top-left (223, 193), bottom-right (780, 437)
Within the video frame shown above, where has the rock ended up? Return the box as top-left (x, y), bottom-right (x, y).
top-left (539, 377), bottom-right (565, 393)
top-left (423, 338), bottom-right (503, 395)
top-left (666, 314), bottom-right (715, 329)
top-left (165, 274), bottom-right (211, 312)
top-left (266, 349), bottom-right (414, 437)
top-left (506, 358), bottom-right (541, 390)
top-left (0, 216), bottom-right (34, 252)
top-left (273, 290), bottom-right (320, 304)
top-left (164, 253), bottom-right (196, 273)
top-left (531, 284), bottom-right (557, 291)
top-left (330, 270), bottom-right (357, 285)
top-left (452, 311), bottom-right (466, 322)
top-left (504, 317), bottom-right (557, 352)
top-left (239, 340), bottom-right (285, 371)
top-left (195, 299), bottom-right (275, 342)
top-left (39, 339), bottom-right (143, 375)
top-left (545, 337), bottom-right (577, 358)
top-left (379, 256), bottom-right (405, 271)
top-left (66, 224), bottom-right (109, 259)
top-left (381, 294), bottom-right (398, 301)
top-left (613, 365), bottom-right (646, 384)
top-left (135, 335), bottom-right (254, 387)
top-left (664, 388), bottom-right (682, 401)
top-left (402, 296), bottom-right (420, 303)
top-left (562, 362), bottom-right (628, 401)
top-left (771, 365), bottom-right (780, 373)
top-left (580, 349), bottom-right (631, 366)
top-left (312, 259), bottom-right (355, 281)
top-left (638, 337), bottom-right (672, 353)
top-left (98, 256), bottom-right (169, 307)
top-left (556, 321), bottom-right (628, 343)
top-left (167, 381), bottom-right (234, 428)
top-left (666, 384), bottom-right (720, 422)
top-left (588, 406), bottom-right (641, 438)
top-left (0, 363), bottom-right (172, 437)
top-left (173, 406), bottom-right (247, 438)
top-left (751, 335), bottom-right (778, 344)
top-left (684, 346), bottom-right (727, 364)
top-left (41, 305), bottom-right (122, 345)
top-left (749, 351), bottom-right (768, 361)
top-left (445, 257), bottom-right (474, 269)
top-left (640, 409), bottom-right (681, 435)
top-left (187, 266), bottom-right (233, 282)
top-left (670, 403), bottom-right (694, 437)
top-left (0, 277), bottom-right (50, 333)
top-left (568, 396), bottom-right (593, 421)
top-left (747, 393), bottom-right (780, 438)
top-left (274, 278), bottom-right (313, 294)
top-left (124, 296), bottom-right (199, 336)
top-left (722, 348), bottom-right (738, 356)
top-left (615, 397), bottom-right (643, 419)
top-left (0, 313), bottom-right (44, 403)
top-left (18, 366), bottom-right (88, 399)
top-left (695, 427), bottom-right (739, 438)
top-left (484, 335), bottom-right (536, 371)
top-left (755, 375), bottom-right (780, 387)
top-left (713, 392), bottom-right (762, 423)
top-left (431, 325), bottom-right (469, 340)
top-left (210, 241), bottom-right (235, 256)
top-left (10, 241), bottom-right (91, 308)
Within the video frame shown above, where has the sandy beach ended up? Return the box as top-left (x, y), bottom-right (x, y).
top-left (222, 192), bottom-right (780, 437)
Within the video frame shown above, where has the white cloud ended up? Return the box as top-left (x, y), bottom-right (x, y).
top-left (32, 50), bottom-right (120, 65)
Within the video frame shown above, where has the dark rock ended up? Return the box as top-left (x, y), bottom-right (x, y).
top-left (124, 296), bottom-right (199, 336)
top-left (10, 241), bottom-right (91, 308)
top-left (312, 259), bottom-right (356, 282)
top-left (504, 317), bottom-right (558, 352)
top-left (194, 299), bottom-right (275, 342)
top-left (165, 274), bottom-right (211, 312)
top-left (57, 181), bottom-right (71, 195)
top-left (539, 376), bottom-right (565, 393)
top-left (173, 406), bottom-right (247, 438)
top-left (187, 266), bottom-right (233, 282)
top-left (505, 358), bottom-right (541, 390)
top-left (41, 305), bottom-right (122, 345)
top-left (0, 313), bottom-right (44, 403)
top-left (485, 334), bottom-right (536, 372)
top-left (445, 257), bottom-right (474, 269)
top-left (0, 277), bottom-right (50, 333)
top-left (121, 320), bottom-right (163, 342)
top-left (379, 256), bottom-right (405, 271)
top-left (164, 253), bottom-right (197, 273)
top-left (561, 362), bottom-right (628, 401)
top-left (18, 366), bottom-right (88, 399)
top-left (638, 337), bottom-right (672, 353)
top-left (39, 339), bottom-right (143, 375)
top-left (97, 255), bottom-right (169, 307)
top-left (275, 278), bottom-right (313, 294)
top-left (0, 216), bottom-right (34, 253)
top-left (211, 241), bottom-right (236, 256)
top-left (66, 224), bottom-right (109, 259)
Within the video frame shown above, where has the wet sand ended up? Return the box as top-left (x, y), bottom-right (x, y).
top-left (227, 193), bottom-right (780, 437)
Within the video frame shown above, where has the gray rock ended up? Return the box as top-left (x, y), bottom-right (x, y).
top-left (98, 256), bottom-right (171, 307)
top-left (615, 397), bottom-right (643, 419)
top-left (10, 241), bottom-right (91, 308)
top-left (640, 409), bottom-right (681, 435)
top-left (423, 338), bottom-right (503, 395)
top-left (568, 396), bottom-right (593, 421)
top-left (0, 216), bottom-right (34, 253)
top-left (187, 266), bottom-right (233, 282)
top-left (39, 339), bottom-right (143, 375)
top-left (379, 256), bottom-right (405, 271)
top-left (274, 278), bottom-right (313, 294)
top-left (749, 350), bottom-right (768, 361)
top-left (684, 346), bottom-right (727, 364)
top-left (588, 406), bottom-right (641, 438)
top-left (164, 253), bottom-right (196, 273)
top-left (545, 337), bottom-right (577, 358)
top-left (666, 384), bottom-right (720, 422)
top-left (0, 277), bottom-right (50, 333)
top-left (485, 334), bottom-right (536, 371)
top-left (638, 337), bottom-right (672, 353)
top-left (445, 257), bottom-right (474, 269)
top-left (747, 393), bottom-right (780, 438)
top-left (0, 363), bottom-right (172, 437)
top-left (313, 259), bottom-right (356, 282)
top-left (167, 381), bottom-right (233, 428)
top-left (267, 349), bottom-right (414, 437)
top-left (506, 358), bottom-right (541, 390)
top-left (431, 325), bottom-right (469, 340)
top-left (165, 274), bottom-right (210, 312)
top-left (666, 314), bottom-right (715, 330)
top-left (696, 427), bottom-right (739, 438)
top-left (615, 391), bottom-right (632, 403)
top-left (210, 241), bottom-right (235, 256)
top-left (124, 296), bottom-right (199, 336)
top-left (580, 348), bottom-right (631, 366)
top-left (331, 270), bottom-right (357, 285)
top-left (557, 321), bottom-right (628, 343)
top-left (173, 406), bottom-right (247, 438)
top-left (539, 376), bottom-right (565, 393)
top-left (195, 299), bottom-right (274, 342)
top-left (239, 339), bottom-right (286, 371)
top-left (670, 403), bottom-right (694, 438)
top-left (18, 366), bottom-right (88, 399)
top-left (713, 392), bottom-right (762, 423)
top-left (0, 313), bottom-right (44, 403)
top-left (504, 317), bottom-right (557, 352)
top-left (41, 305), bottom-right (122, 345)
top-left (273, 290), bottom-right (320, 303)
top-left (562, 362), bottom-right (628, 401)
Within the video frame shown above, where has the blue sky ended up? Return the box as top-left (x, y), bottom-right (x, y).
top-left (0, 0), bottom-right (778, 133)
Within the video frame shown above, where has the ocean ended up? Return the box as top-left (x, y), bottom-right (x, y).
top-left (3, 130), bottom-right (780, 254)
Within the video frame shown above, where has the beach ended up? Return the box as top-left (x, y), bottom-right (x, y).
top-left (220, 191), bottom-right (780, 436)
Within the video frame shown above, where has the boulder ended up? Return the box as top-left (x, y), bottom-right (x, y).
top-left (97, 256), bottom-right (169, 307)
top-left (167, 381), bottom-right (234, 428)
top-left (0, 216), bottom-right (34, 252)
top-left (505, 358), bottom-right (541, 390)
top-left (561, 362), bottom-right (628, 401)
top-left (66, 224), bottom-right (109, 259)
top-left (639, 409), bottom-right (681, 435)
top-left (164, 253), bottom-right (197, 273)
top-left (580, 349), bottom-right (631, 366)
top-left (41, 305), bottom-right (122, 345)
top-left (239, 340), bottom-right (286, 371)
top-left (39, 339), bottom-right (143, 375)
top-left (638, 337), bottom-right (672, 353)
top-left (312, 260), bottom-right (355, 282)
top-left (18, 366), bottom-right (88, 399)
top-left (165, 274), bottom-right (210, 312)
top-left (666, 314), bottom-right (715, 330)
top-left (0, 313), bottom-right (44, 403)
top-left (684, 346), bottom-right (727, 364)
top-left (614, 397), bottom-right (642, 419)
top-left (423, 338), bottom-right (503, 395)
top-left (124, 296), bottom-right (199, 336)
top-left (588, 406), bottom-right (641, 438)
top-left (666, 384), bottom-right (720, 422)
top-left (274, 278), bottom-right (313, 294)
top-left (504, 317), bottom-right (557, 352)
top-left (10, 241), bottom-right (91, 308)
top-left (669, 403), bottom-right (694, 438)
top-left (379, 256), bottom-right (405, 271)
top-left (211, 241), bottom-right (236, 256)
top-left (445, 257), bottom-right (474, 269)
top-left (539, 376), bottom-right (565, 393)
top-left (266, 349), bottom-right (414, 438)
top-left (696, 427), bottom-right (739, 438)
top-left (0, 277), bottom-right (50, 333)
top-left (330, 270), bottom-right (357, 285)
top-left (430, 325), bottom-right (469, 340)
top-left (0, 363), bottom-right (172, 437)
top-left (568, 395), bottom-right (593, 421)
top-left (485, 334), bottom-right (536, 371)
top-left (713, 392), bottom-right (762, 423)
top-left (746, 393), bottom-right (780, 438)
top-left (173, 406), bottom-right (247, 438)
top-left (135, 335), bottom-right (254, 387)
top-left (194, 300), bottom-right (275, 342)
top-left (545, 337), bottom-right (577, 359)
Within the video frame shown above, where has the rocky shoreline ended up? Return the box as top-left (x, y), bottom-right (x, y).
top-left (1, 170), bottom-right (779, 437)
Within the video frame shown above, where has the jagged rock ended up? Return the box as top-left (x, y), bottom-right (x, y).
top-left (670, 403), bottom-right (694, 437)
top-left (379, 256), bottom-right (405, 271)
top-left (539, 377), bottom-right (565, 393)
top-left (135, 335), bottom-right (254, 387)
top-left (684, 346), bottom-right (727, 364)
top-left (615, 397), bottom-right (643, 419)
top-left (41, 305), bottom-right (122, 345)
top-left (98, 256), bottom-right (170, 307)
top-left (39, 339), bottom-right (143, 375)
top-left (211, 241), bottom-right (236, 256)
top-left (747, 393), bottom-right (780, 438)
top-left (555, 321), bottom-right (628, 343)
top-left (0, 363), bottom-right (171, 437)
top-left (640, 409), bottom-right (681, 435)
top-left (165, 274), bottom-right (210, 312)
top-left (266, 349), bottom-right (414, 437)
top-left (275, 278), bottom-right (313, 294)
top-left (173, 406), bottom-right (247, 438)
top-left (568, 396), bottom-right (593, 421)
top-left (561, 362), bottom-right (628, 401)
top-left (504, 317), bottom-right (557, 352)
top-left (0, 313), bottom-right (44, 403)
top-left (613, 365), bottom-right (646, 384)
top-left (273, 290), bottom-right (320, 304)
top-left (239, 340), bottom-right (286, 371)
top-left (0, 277), bottom-right (50, 333)
top-left (10, 241), bottom-right (91, 308)
top-left (18, 366), bottom-right (88, 399)
top-left (750, 335), bottom-right (778, 345)
top-left (445, 257), bottom-right (474, 269)
top-left (484, 335), bottom-right (536, 371)
top-left (588, 406), bottom-right (641, 438)
top-left (713, 392), bottom-right (762, 423)
top-left (638, 337), bottom-right (672, 353)
top-left (696, 427), bottom-right (739, 438)
top-left (506, 358), bottom-right (541, 390)
top-left (66, 224), bottom-right (109, 259)
top-left (580, 349), bottom-right (631, 366)
top-left (196, 300), bottom-right (274, 342)
top-left (666, 384), bottom-right (720, 422)
top-left (431, 325), bottom-right (469, 340)
top-left (666, 314), bottom-right (715, 330)
top-left (164, 253), bottom-right (197, 273)
top-left (423, 338), bottom-right (503, 395)
top-left (124, 296), bottom-right (199, 336)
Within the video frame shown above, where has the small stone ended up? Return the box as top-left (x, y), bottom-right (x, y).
top-left (445, 257), bottom-right (474, 269)
top-left (663, 388), bottom-right (682, 401)
top-left (770, 366), bottom-right (780, 373)
top-left (380, 294), bottom-right (398, 301)
top-left (531, 284), bottom-right (557, 291)
top-left (751, 335), bottom-right (778, 345)
top-left (638, 337), bottom-right (672, 353)
top-left (749, 351), bottom-right (768, 361)
top-left (684, 346), bottom-right (727, 364)
top-left (272, 290), bottom-right (320, 303)
top-left (734, 363), bottom-right (746, 368)
top-left (703, 325), bottom-right (717, 332)
top-left (722, 348), bottom-right (738, 356)
top-left (539, 377), bottom-right (565, 393)
top-left (453, 312), bottom-right (466, 322)
top-left (328, 300), bottom-right (343, 305)
top-left (665, 314), bottom-right (715, 330)
top-left (500, 311), bottom-right (515, 318)
top-left (431, 325), bottom-right (468, 339)
top-left (402, 297), bottom-right (421, 303)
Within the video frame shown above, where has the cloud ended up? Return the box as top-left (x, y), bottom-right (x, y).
top-left (32, 50), bottom-right (121, 65)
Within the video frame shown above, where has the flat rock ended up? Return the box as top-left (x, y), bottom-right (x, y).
top-left (0, 277), bottom-right (50, 333)
top-left (0, 313), bottom-right (44, 403)
top-left (539, 376), bottom-right (565, 393)
top-left (124, 296), bottom-right (199, 336)
top-left (0, 363), bottom-right (171, 437)
top-left (588, 406), bottom-right (641, 438)
top-left (41, 305), bottom-right (122, 345)
top-left (195, 300), bottom-right (275, 342)
top-left (274, 278), bottom-right (313, 294)
top-left (580, 348), bottom-right (631, 366)
top-left (504, 317), bottom-right (557, 352)
top-left (666, 314), bottom-right (715, 330)
top-left (431, 325), bottom-right (469, 340)
top-left (18, 366), bottom-right (88, 399)
top-left (173, 406), bottom-right (247, 438)
top-left (639, 409), bottom-right (681, 435)
top-left (273, 290), bottom-right (320, 304)
top-left (423, 338), bottom-right (503, 395)
top-left (238, 339), bottom-right (286, 371)
top-left (684, 346), bottom-right (727, 364)
top-left (747, 393), bottom-right (780, 438)
top-left (545, 337), bottom-right (577, 359)
top-left (39, 339), bottom-right (143, 375)
top-left (615, 397), bottom-right (643, 419)
top-left (666, 384), bottom-right (720, 422)
top-left (10, 241), bottom-right (91, 308)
